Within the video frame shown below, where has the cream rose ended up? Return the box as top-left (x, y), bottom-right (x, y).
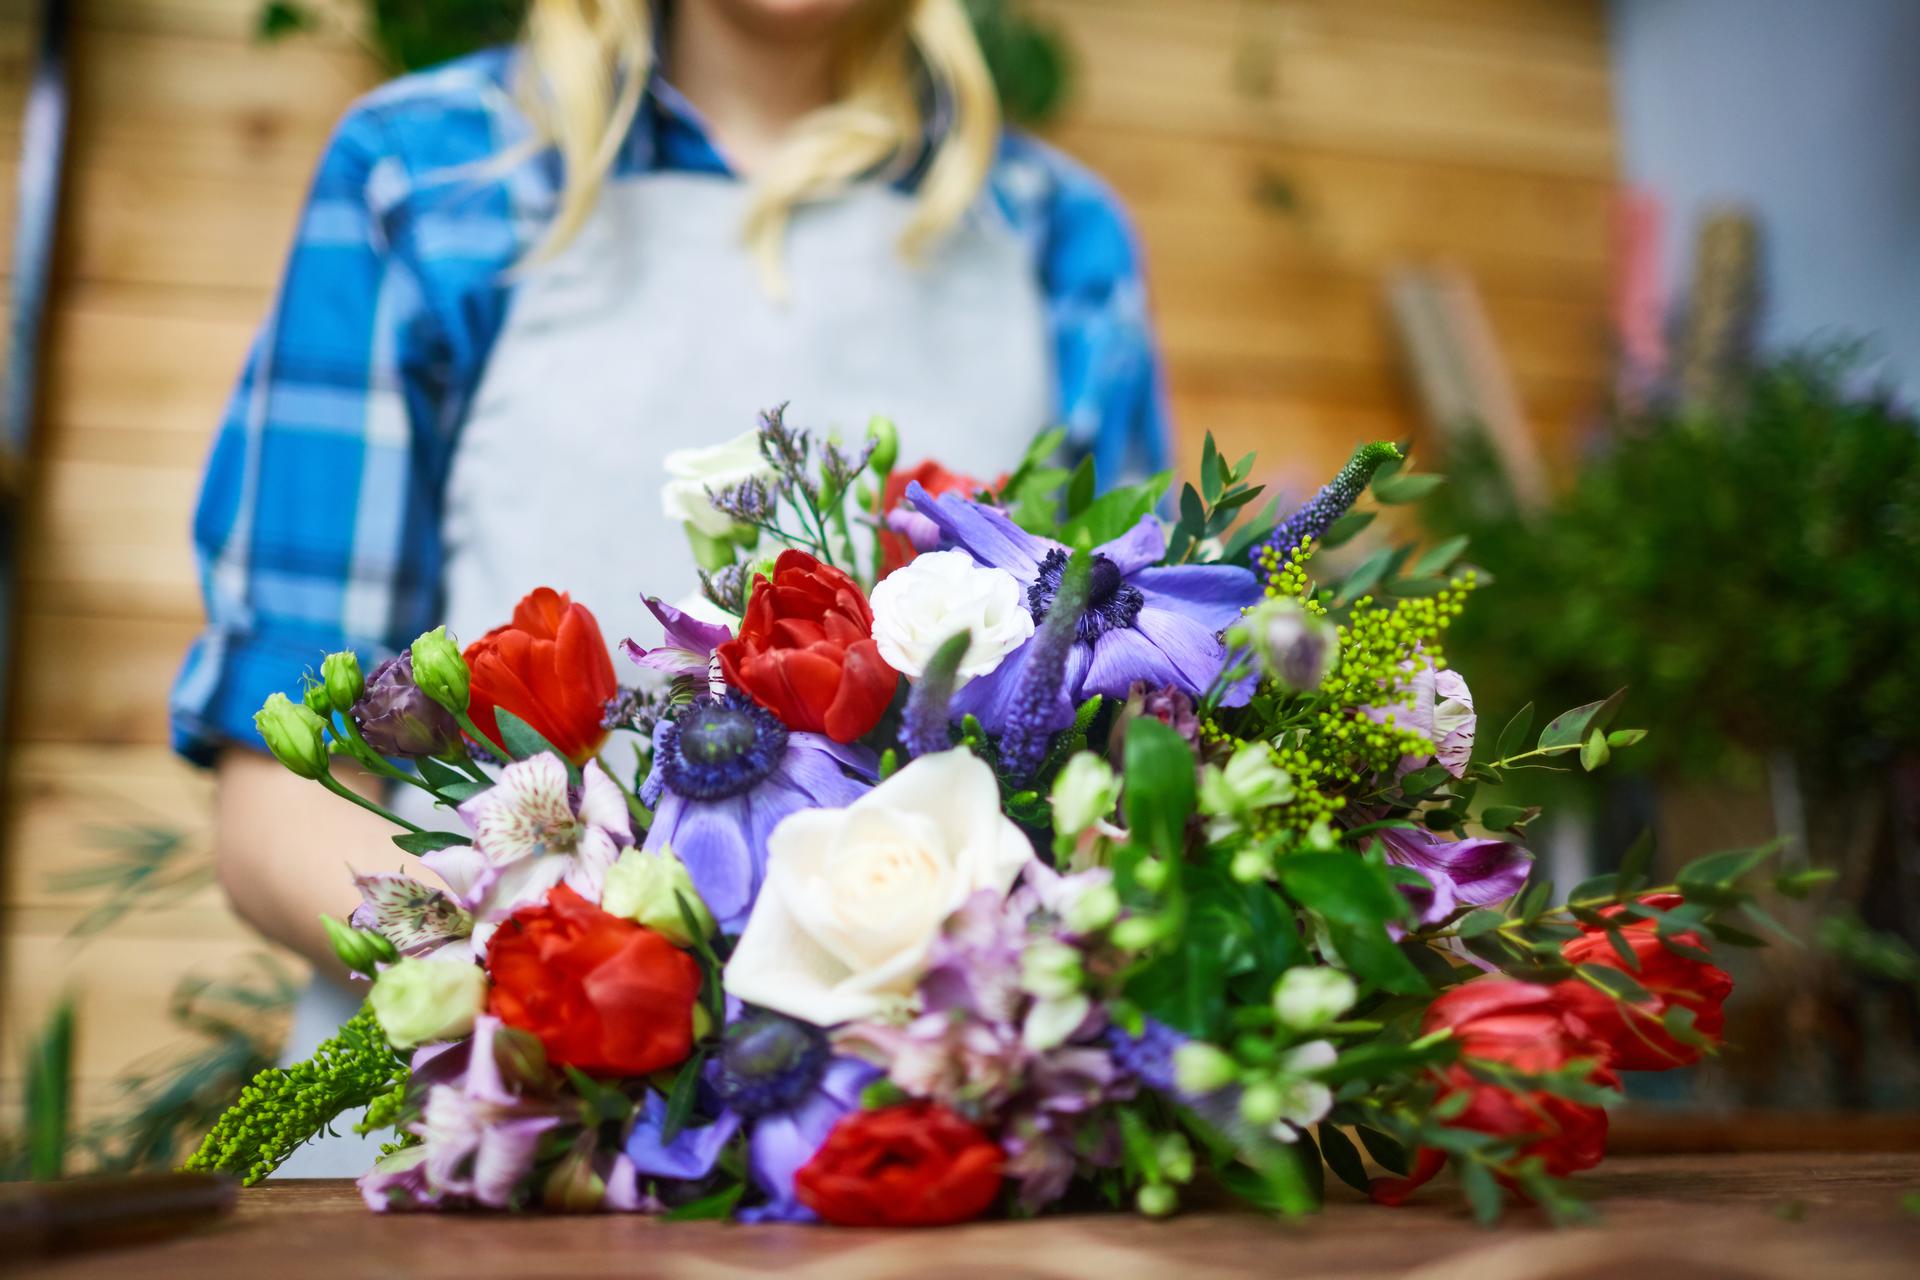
top-left (868, 550), bottom-right (1035, 685)
top-left (660, 430), bottom-right (778, 538)
top-left (723, 750), bottom-right (1034, 1026)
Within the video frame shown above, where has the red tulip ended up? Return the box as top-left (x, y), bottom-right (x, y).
top-left (1554, 893), bottom-right (1734, 1070)
top-left (464, 588), bottom-right (617, 765)
top-left (1371, 979), bottom-right (1615, 1206)
top-left (717, 550), bottom-right (898, 743)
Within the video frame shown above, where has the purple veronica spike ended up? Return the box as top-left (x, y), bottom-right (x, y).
top-left (998, 549), bottom-right (1090, 780)
top-left (904, 482), bottom-right (1260, 727)
top-left (901, 631), bottom-right (972, 760)
top-left (1252, 441), bottom-right (1402, 581)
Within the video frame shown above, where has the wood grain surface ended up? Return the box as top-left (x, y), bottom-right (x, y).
top-left (22, 1152), bottom-right (1920, 1280)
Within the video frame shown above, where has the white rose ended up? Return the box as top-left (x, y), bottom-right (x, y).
top-left (868, 550), bottom-right (1035, 685)
top-left (660, 430), bottom-right (777, 538)
top-left (723, 749), bottom-right (1034, 1026)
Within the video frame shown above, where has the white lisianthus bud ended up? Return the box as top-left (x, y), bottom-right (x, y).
top-left (1050, 752), bottom-right (1119, 836)
top-left (601, 848), bottom-right (715, 948)
top-left (1199, 742), bottom-right (1295, 819)
top-left (1173, 1042), bottom-right (1239, 1096)
top-left (368, 957), bottom-right (488, 1049)
top-left (661, 430), bottom-right (779, 539)
top-left (869, 550), bottom-right (1035, 685)
top-left (1272, 966), bottom-right (1358, 1032)
top-left (1023, 993), bottom-right (1091, 1052)
top-left (1242, 598), bottom-right (1340, 692)
top-left (1063, 880), bottom-right (1121, 934)
top-left (1020, 938), bottom-right (1084, 1000)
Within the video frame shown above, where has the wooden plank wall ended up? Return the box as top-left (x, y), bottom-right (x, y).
top-left (0, 0), bottom-right (1615, 1126)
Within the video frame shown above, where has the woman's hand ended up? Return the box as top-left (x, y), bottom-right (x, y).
top-left (212, 749), bottom-right (398, 981)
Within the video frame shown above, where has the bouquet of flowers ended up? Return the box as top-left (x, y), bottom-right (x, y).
top-left (188, 406), bottom-right (1804, 1225)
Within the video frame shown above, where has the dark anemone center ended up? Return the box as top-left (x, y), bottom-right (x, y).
top-left (680, 704), bottom-right (756, 764)
top-left (712, 1011), bottom-right (829, 1117)
top-left (658, 693), bottom-right (787, 802)
top-left (1027, 549), bottom-right (1145, 643)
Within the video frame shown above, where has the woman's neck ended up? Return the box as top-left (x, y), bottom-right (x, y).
top-left (666, 5), bottom-right (841, 174)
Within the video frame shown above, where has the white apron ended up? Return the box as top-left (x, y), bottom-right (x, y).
top-left (273, 173), bottom-right (1053, 1176)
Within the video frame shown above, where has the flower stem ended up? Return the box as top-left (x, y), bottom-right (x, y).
top-left (318, 772), bottom-right (427, 834)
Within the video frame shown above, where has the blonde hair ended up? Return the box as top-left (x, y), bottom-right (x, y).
top-left (517, 0), bottom-right (1000, 290)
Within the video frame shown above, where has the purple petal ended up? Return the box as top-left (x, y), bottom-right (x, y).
top-left (745, 1059), bottom-right (879, 1220)
top-left (1094, 515), bottom-right (1168, 575)
top-left (1082, 627), bottom-right (1188, 702)
top-left (781, 733), bottom-right (879, 796)
top-left (951, 628), bottom-right (1076, 735)
top-left (906, 481), bottom-right (1057, 581)
top-left (1131, 564), bottom-right (1262, 630)
top-left (645, 793), bottom-right (757, 929)
top-left (472, 1116), bottom-right (561, 1208)
top-left (1132, 607), bottom-right (1232, 695)
top-left (624, 1097), bottom-right (742, 1181)
top-left (645, 595), bottom-right (734, 656)
top-left (1380, 827), bottom-right (1531, 917)
top-left (884, 506), bottom-right (943, 553)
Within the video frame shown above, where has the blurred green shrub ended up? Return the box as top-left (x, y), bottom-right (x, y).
top-left (257, 0), bottom-right (1073, 127)
top-left (1428, 348), bottom-right (1920, 789)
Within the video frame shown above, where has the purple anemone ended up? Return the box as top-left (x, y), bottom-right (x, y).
top-left (903, 482), bottom-right (1261, 728)
top-left (1379, 826), bottom-right (1531, 925)
top-left (624, 1009), bottom-right (878, 1223)
top-left (640, 692), bottom-right (872, 932)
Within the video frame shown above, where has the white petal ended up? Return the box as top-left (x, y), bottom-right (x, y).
top-left (723, 878), bottom-right (879, 1027)
top-left (577, 760), bottom-right (633, 843)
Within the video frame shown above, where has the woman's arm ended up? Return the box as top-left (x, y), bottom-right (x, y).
top-left (213, 750), bottom-right (396, 978)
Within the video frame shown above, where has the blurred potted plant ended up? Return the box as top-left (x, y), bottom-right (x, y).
top-left (1424, 346), bottom-right (1920, 1106)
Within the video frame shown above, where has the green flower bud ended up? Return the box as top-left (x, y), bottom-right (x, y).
top-left (301, 679), bottom-right (334, 717)
top-left (255, 692), bottom-right (332, 780)
top-left (600, 848), bottom-right (715, 948)
top-left (1111, 916), bottom-right (1161, 951)
top-left (409, 627), bottom-right (470, 715)
top-left (865, 415), bottom-right (899, 478)
top-left (1272, 966), bottom-right (1358, 1032)
top-left (1136, 1183), bottom-right (1177, 1217)
top-left (321, 650), bottom-right (365, 715)
top-left (1063, 880), bottom-right (1121, 935)
top-left (541, 1145), bottom-right (605, 1213)
top-left (368, 956), bottom-right (489, 1049)
top-left (1156, 1132), bottom-right (1195, 1183)
top-left (1050, 752), bottom-right (1119, 837)
top-left (321, 914), bottom-right (397, 977)
top-left (1239, 1079), bottom-right (1285, 1127)
top-left (1135, 857), bottom-right (1171, 894)
top-left (1019, 939), bottom-right (1084, 1000)
top-left (1199, 742), bottom-right (1295, 817)
top-left (1172, 1042), bottom-right (1239, 1096)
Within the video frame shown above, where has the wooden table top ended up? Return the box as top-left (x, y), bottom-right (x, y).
top-left (25, 1152), bottom-right (1920, 1280)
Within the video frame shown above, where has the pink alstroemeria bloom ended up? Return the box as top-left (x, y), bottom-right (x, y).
top-left (350, 872), bottom-right (474, 962)
top-left (425, 753), bottom-right (631, 936)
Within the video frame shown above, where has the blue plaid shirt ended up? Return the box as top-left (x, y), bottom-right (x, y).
top-left (170, 49), bottom-right (1171, 764)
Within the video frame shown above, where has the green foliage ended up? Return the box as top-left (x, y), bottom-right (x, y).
top-left (257, 0), bottom-right (1074, 126)
top-left (1426, 349), bottom-right (1920, 784)
top-left (186, 1003), bottom-right (406, 1185)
